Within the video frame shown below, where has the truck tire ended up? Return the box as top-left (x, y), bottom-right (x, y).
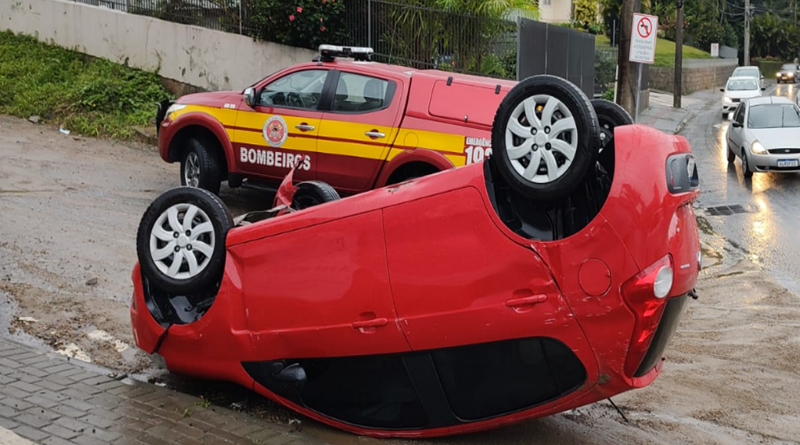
top-left (136, 187), bottom-right (233, 295)
top-left (181, 137), bottom-right (223, 195)
top-left (491, 75), bottom-right (599, 203)
top-left (291, 181), bottom-right (341, 210)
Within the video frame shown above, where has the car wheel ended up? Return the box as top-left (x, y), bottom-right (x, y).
top-left (181, 137), bottom-right (222, 195)
top-left (727, 145), bottom-right (736, 163)
top-left (136, 187), bottom-right (233, 295)
top-left (491, 75), bottom-right (599, 202)
top-left (591, 99), bottom-right (632, 175)
top-left (742, 150), bottom-right (754, 178)
top-left (291, 181), bottom-right (341, 210)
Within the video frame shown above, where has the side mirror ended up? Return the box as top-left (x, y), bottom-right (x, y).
top-left (761, 87), bottom-right (766, 91)
top-left (720, 88), bottom-right (725, 92)
top-left (732, 121), bottom-right (742, 128)
top-left (243, 87), bottom-right (256, 108)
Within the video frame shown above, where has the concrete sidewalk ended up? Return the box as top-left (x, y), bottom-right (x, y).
top-left (637, 89), bottom-right (717, 134)
top-left (0, 337), bottom-right (328, 445)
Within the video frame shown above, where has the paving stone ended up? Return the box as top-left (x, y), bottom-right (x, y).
top-left (61, 389), bottom-right (93, 401)
top-left (72, 434), bottom-right (108, 445)
top-left (70, 382), bottom-right (104, 396)
top-left (56, 367), bottom-right (86, 378)
top-left (87, 406), bottom-right (123, 421)
top-left (0, 404), bottom-right (21, 418)
top-left (175, 436), bottom-right (205, 445)
top-left (21, 366), bottom-right (50, 378)
top-left (24, 394), bottom-right (60, 409)
top-left (78, 413), bottom-right (116, 429)
top-left (15, 412), bottom-right (54, 428)
top-left (0, 396), bottom-right (34, 410)
top-left (37, 389), bottom-right (69, 403)
top-left (83, 393), bottom-right (119, 409)
top-left (12, 424), bottom-right (51, 442)
top-left (36, 379), bottom-right (68, 392)
top-left (12, 372), bottom-right (41, 384)
top-left (0, 364), bottom-right (18, 374)
top-left (246, 427), bottom-right (281, 442)
top-left (94, 380), bottom-right (126, 392)
top-left (51, 404), bottom-right (88, 419)
top-left (0, 386), bottom-right (31, 399)
top-left (135, 433), bottom-right (174, 445)
top-left (0, 374), bottom-right (16, 385)
top-left (178, 417), bottom-right (215, 432)
top-left (20, 354), bottom-right (52, 366)
top-left (43, 363), bottom-right (76, 374)
top-left (43, 423), bottom-right (81, 440)
top-left (81, 426), bottom-right (121, 442)
top-left (55, 416), bottom-right (93, 433)
top-left (43, 436), bottom-right (80, 445)
top-left (81, 375), bottom-right (114, 386)
top-left (7, 351), bottom-right (41, 361)
top-left (61, 398), bottom-right (94, 412)
top-left (67, 371), bottom-right (100, 383)
top-left (10, 381), bottom-right (42, 393)
top-left (24, 406), bottom-right (61, 421)
top-left (146, 424), bottom-right (190, 443)
top-left (0, 417), bottom-right (20, 430)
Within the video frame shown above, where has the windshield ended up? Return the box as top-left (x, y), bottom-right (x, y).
top-left (734, 68), bottom-right (758, 77)
top-left (748, 104), bottom-right (800, 128)
top-left (781, 64), bottom-right (797, 70)
top-left (727, 78), bottom-right (759, 91)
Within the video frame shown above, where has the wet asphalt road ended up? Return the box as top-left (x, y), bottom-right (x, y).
top-left (688, 80), bottom-right (800, 295)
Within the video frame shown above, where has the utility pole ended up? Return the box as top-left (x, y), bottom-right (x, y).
top-left (744, 0), bottom-right (751, 66)
top-left (674, 0), bottom-right (684, 108)
top-left (617, 0), bottom-right (641, 114)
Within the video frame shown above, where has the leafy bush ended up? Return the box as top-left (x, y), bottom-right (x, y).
top-left (692, 21), bottom-right (726, 53)
top-left (0, 31), bottom-right (172, 139)
top-left (573, 0), bottom-right (598, 30)
top-left (247, 0), bottom-right (348, 50)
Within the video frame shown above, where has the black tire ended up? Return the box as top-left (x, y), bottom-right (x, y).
top-left (742, 151), bottom-right (754, 178)
top-left (591, 98), bottom-right (632, 175)
top-left (136, 187), bottom-right (233, 295)
top-left (181, 137), bottom-right (222, 195)
top-left (491, 75), bottom-right (599, 203)
top-left (727, 145), bottom-right (736, 163)
top-left (291, 181), bottom-right (341, 210)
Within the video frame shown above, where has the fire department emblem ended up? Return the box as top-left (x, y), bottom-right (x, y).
top-left (263, 115), bottom-right (288, 147)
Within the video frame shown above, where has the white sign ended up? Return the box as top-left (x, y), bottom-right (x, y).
top-left (629, 13), bottom-right (659, 64)
top-left (711, 43), bottom-right (719, 57)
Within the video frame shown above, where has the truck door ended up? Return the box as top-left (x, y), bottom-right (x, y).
top-left (317, 71), bottom-right (405, 193)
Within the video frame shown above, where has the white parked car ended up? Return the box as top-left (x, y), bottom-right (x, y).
top-left (726, 96), bottom-right (800, 178)
top-left (731, 66), bottom-right (765, 88)
top-left (721, 76), bottom-right (765, 119)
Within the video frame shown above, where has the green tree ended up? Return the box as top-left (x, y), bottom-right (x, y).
top-left (573, 0), bottom-right (598, 29)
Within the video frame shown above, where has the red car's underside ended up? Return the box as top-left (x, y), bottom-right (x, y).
top-left (130, 124), bottom-right (700, 437)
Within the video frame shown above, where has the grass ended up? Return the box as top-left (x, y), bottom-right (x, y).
top-left (0, 31), bottom-right (173, 139)
top-left (595, 34), bottom-right (712, 67)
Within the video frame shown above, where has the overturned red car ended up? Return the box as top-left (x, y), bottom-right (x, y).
top-left (130, 74), bottom-right (701, 437)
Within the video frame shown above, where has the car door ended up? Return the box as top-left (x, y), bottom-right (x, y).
top-left (382, 186), bottom-right (592, 420)
top-left (235, 210), bottom-right (410, 360)
top-left (729, 103), bottom-right (746, 152)
top-left (234, 68), bottom-right (333, 181)
top-left (316, 70), bottom-right (405, 193)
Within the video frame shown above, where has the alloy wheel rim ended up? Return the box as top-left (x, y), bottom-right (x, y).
top-left (149, 203), bottom-right (215, 280)
top-left (504, 95), bottom-right (578, 184)
top-left (185, 152), bottom-right (201, 187)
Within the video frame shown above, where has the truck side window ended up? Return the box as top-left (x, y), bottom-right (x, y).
top-left (260, 70), bottom-right (328, 110)
top-left (333, 73), bottom-right (395, 113)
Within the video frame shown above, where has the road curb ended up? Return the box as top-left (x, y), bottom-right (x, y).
top-left (674, 111), bottom-right (694, 135)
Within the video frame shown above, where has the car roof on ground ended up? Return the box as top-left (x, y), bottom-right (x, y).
top-left (746, 96), bottom-right (793, 106)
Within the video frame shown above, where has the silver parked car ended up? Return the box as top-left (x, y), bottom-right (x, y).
top-left (726, 96), bottom-right (800, 177)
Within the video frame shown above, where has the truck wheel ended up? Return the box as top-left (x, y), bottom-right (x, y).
top-left (291, 181), bottom-right (341, 210)
top-left (181, 137), bottom-right (222, 195)
top-left (491, 75), bottom-right (599, 202)
top-left (136, 187), bottom-right (233, 295)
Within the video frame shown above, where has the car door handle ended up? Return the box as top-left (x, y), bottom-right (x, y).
top-left (295, 124), bottom-right (315, 131)
top-left (352, 318), bottom-right (388, 329)
top-left (505, 294), bottom-right (548, 308)
top-left (365, 130), bottom-right (385, 139)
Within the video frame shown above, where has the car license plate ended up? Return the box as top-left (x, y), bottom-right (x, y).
top-left (777, 159), bottom-right (799, 167)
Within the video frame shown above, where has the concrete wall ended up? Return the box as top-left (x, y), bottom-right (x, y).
top-left (649, 59), bottom-right (738, 95)
top-left (0, 0), bottom-right (317, 92)
top-left (539, 0), bottom-right (573, 24)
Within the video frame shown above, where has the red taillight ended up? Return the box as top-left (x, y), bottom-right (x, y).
top-left (621, 254), bottom-right (674, 377)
